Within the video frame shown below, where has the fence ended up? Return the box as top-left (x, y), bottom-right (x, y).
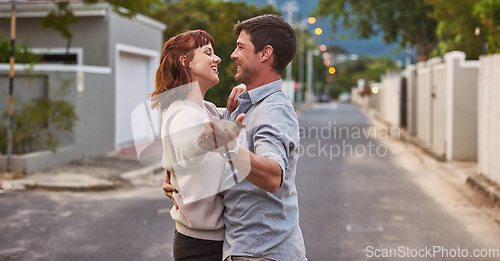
top-left (478, 54), bottom-right (500, 185)
top-left (367, 51), bottom-right (479, 161)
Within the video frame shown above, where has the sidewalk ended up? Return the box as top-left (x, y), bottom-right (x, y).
top-left (0, 145), bottom-right (163, 192)
top-left (366, 109), bottom-right (500, 207)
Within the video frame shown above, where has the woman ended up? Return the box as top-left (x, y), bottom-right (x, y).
top-left (150, 30), bottom-right (243, 260)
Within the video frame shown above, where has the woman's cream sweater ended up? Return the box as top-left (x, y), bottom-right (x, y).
top-left (161, 100), bottom-right (228, 241)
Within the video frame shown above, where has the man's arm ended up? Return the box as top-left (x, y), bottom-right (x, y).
top-left (230, 105), bottom-right (298, 193)
top-left (231, 147), bottom-right (282, 193)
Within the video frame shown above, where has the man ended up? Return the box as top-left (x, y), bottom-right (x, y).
top-left (220, 14), bottom-right (307, 261)
top-left (164, 14), bottom-right (307, 261)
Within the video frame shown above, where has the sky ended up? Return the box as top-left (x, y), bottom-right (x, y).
top-left (226, 0), bottom-right (407, 61)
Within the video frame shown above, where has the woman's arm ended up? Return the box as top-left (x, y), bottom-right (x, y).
top-left (167, 107), bottom-right (208, 167)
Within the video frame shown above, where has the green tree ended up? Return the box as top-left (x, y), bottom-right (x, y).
top-left (313, 0), bottom-right (438, 60)
top-left (0, 35), bottom-right (39, 63)
top-left (0, 81), bottom-right (79, 154)
top-left (329, 56), bottom-right (398, 98)
top-left (473, 0), bottom-right (500, 53)
top-left (151, 0), bottom-right (280, 106)
top-left (425, 0), bottom-right (486, 59)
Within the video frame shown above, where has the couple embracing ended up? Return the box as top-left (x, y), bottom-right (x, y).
top-left (150, 14), bottom-right (307, 261)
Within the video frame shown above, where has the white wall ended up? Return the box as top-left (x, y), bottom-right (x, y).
top-left (416, 62), bottom-right (433, 146)
top-left (380, 73), bottom-right (401, 127)
top-left (374, 51), bottom-right (479, 161)
top-left (431, 59), bottom-right (447, 157)
top-left (478, 54), bottom-right (500, 184)
top-left (406, 65), bottom-right (418, 135)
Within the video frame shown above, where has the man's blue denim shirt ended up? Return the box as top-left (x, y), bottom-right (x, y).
top-left (222, 80), bottom-right (307, 260)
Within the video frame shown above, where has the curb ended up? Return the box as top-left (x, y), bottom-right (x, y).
top-left (0, 173), bottom-right (121, 192)
top-left (466, 175), bottom-right (500, 206)
top-left (23, 183), bottom-right (122, 192)
top-left (0, 161), bottom-right (163, 192)
top-left (121, 162), bottom-right (163, 181)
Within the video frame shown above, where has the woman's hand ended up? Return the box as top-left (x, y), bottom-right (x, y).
top-left (198, 114), bottom-right (246, 152)
top-left (226, 84), bottom-right (246, 112)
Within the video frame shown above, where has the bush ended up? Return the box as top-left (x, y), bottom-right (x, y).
top-left (0, 82), bottom-right (79, 154)
top-left (0, 35), bottom-right (78, 154)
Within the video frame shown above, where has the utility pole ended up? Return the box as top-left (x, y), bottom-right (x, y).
top-left (297, 39), bottom-right (304, 103)
top-left (6, 0), bottom-right (18, 172)
top-left (306, 50), bottom-right (313, 103)
top-left (306, 48), bottom-right (320, 103)
top-left (282, 1), bottom-right (298, 101)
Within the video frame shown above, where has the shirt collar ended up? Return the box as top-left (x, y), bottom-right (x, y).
top-left (239, 79), bottom-right (282, 105)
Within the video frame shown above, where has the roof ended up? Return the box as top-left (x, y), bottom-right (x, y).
top-left (0, 0), bottom-right (166, 31)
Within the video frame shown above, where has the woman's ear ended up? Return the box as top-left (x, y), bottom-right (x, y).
top-left (260, 45), bottom-right (274, 62)
top-left (179, 55), bottom-right (187, 67)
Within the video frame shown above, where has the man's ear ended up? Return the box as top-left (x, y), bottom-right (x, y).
top-left (259, 45), bottom-right (274, 62)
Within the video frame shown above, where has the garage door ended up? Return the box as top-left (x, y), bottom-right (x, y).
top-left (116, 51), bottom-right (152, 148)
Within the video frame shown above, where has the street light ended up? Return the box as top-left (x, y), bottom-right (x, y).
top-left (294, 16), bottom-right (324, 104)
top-left (329, 67), bottom-right (336, 74)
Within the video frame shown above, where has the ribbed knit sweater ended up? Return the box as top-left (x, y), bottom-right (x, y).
top-left (161, 99), bottom-right (227, 241)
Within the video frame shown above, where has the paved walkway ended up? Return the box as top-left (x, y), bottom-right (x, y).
top-left (0, 145), bottom-right (163, 191)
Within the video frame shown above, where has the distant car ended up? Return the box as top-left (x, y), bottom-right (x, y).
top-left (319, 94), bottom-right (330, 103)
top-left (338, 92), bottom-right (351, 103)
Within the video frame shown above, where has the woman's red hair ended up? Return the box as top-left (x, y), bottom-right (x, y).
top-left (150, 30), bottom-right (215, 111)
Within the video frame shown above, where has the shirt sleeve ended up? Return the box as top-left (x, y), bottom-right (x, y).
top-left (252, 104), bottom-right (299, 180)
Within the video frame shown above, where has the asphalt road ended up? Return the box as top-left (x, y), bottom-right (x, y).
top-left (296, 102), bottom-right (500, 260)
top-left (1, 102), bottom-right (499, 260)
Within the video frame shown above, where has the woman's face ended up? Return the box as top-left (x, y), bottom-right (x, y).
top-left (189, 43), bottom-right (221, 90)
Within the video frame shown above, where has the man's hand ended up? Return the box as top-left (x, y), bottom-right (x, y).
top-left (163, 170), bottom-right (178, 209)
top-left (227, 84), bottom-right (246, 112)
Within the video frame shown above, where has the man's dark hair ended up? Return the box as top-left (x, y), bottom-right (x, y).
top-left (234, 14), bottom-right (296, 75)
